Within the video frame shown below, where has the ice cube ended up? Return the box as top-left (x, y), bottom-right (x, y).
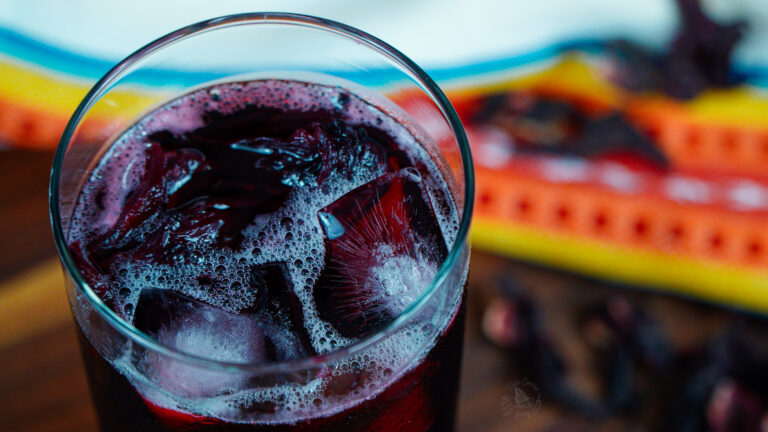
top-left (313, 168), bottom-right (448, 338)
top-left (133, 288), bottom-right (269, 363)
top-left (132, 288), bottom-right (270, 396)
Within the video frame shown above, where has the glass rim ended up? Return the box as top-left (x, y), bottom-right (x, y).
top-left (50, 12), bottom-right (475, 374)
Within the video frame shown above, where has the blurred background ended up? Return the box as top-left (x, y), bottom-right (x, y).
top-left (3, 0), bottom-right (768, 431)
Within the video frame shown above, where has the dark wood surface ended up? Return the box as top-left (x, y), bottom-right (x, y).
top-left (0, 149), bottom-right (738, 432)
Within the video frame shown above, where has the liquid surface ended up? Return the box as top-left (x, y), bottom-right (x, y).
top-left (67, 79), bottom-right (462, 424)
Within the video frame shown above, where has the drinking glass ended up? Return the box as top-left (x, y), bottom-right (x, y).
top-left (50, 12), bottom-right (473, 431)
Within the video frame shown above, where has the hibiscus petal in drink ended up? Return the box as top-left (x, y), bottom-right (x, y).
top-left (246, 262), bottom-right (316, 360)
top-left (313, 168), bottom-right (448, 339)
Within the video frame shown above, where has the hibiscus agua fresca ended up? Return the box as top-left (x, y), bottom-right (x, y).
top-left (66, 78), bottom-right (466, 431)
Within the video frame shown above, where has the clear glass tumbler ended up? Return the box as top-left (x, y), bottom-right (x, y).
top-left (50, 13), bottom-right (473, 432)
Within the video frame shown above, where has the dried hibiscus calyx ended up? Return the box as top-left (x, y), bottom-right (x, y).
top-left (604, 0), bottom-right (746, 99)
top-left (578, 297), bottom-right (671, 370)
top-left (481, 276), bottom-right (607, 418)
top-left (82, 105), bottom-right (391, 272)
top-left (664, 327), bottom-right (768, 432)
top-left (706, 378), bottom-right (762, 432)
top-left (471, 91), bottom-right (668, 168)
top-left (577, 297), bottom-right (672, 414)
top-left (603, 39), bottom-right (665, 93)
top-left (482, 271), bottom-right (768, 428)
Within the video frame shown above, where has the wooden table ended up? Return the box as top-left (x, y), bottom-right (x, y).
top-left (0, 149), bottom-right (738, 432)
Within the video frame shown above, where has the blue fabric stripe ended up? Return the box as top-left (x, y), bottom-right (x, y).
top-left (2, 25), bottom-right (767, 88)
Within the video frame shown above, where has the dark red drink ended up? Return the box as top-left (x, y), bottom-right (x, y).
top-left (66, 79), bottom-right (467, 431)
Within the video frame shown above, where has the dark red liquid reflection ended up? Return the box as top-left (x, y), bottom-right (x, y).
top-left (77, 300), bottom-right (464, 431)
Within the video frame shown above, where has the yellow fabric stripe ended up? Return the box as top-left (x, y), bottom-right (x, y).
top-left (685, 87), bottom-right (768, 127)
top-left (472, 218), bottom-right (768, 314)
top-left (0, 58), bottom-right (161, 120)
top-left (446, 55), bottom-right (622, 107)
